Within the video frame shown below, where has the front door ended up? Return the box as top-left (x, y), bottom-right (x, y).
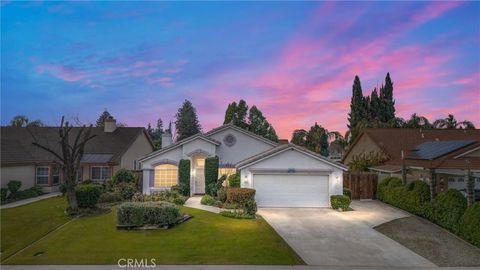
top-left (195, 168), bottom-right (205, 194)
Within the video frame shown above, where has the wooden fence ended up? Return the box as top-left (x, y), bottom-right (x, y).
top-left (343, 173), bottom-right (378, 200)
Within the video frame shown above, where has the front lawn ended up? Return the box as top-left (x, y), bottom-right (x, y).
top-left (3, 204), bottom-right (304, 265)
top-left (1, 196), bottom-right (70, 261)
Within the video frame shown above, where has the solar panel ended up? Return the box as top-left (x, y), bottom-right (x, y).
top-left (408, 140), bottom-right (476, 160)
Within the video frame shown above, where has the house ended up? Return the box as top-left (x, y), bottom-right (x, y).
top-left (139, 123), bottom-right (347, 207)
top-left (1, 118), bottom-right (154, 192)
top-left (342, 128), bottom-right (480, 194)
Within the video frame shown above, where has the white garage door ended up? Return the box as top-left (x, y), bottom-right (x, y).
top-left (253, 174), bottom-right (329, 207)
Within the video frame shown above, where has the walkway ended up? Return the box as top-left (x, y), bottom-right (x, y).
top-left (184, 196), bottom-right (221, 213)
top-left (1, 192), bottom-right (62, 209)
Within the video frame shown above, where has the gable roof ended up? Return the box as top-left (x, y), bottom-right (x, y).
top-left (236, 143), bottom-right (347, 171)
top-left (1, 126), bottom-right (152, 166)
top-left (204, 123), bottom-right (278, 147)
top-left (138, 133), bottom-right (221, 162)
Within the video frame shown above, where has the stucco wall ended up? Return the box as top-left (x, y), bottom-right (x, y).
top-left (1, 165), bottom-right (36, 189)
top-left (208, 128), bottom-right (276, 165)
top-left (120, 132), bottom-right (154, 170)
top-left (343, 134), bottom-right (383, 165)
top-left (182, 138), bottom-right (217, 158)
top-left (141, 147), bottom-right (183, 169)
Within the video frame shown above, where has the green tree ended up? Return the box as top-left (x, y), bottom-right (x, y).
top-left (291, 129), bottom-right (308, 146)
top-left (433, 114), bottom-right (476, 129)
top-left (403, 113), bottom-right (432, 128)
top-left (247, 105), bottom-right (278, 142)
top-left (147, 118), bottom-right (164, 150)
top-left (175, 100), bottom-right (202, 141)
top-left (305, 123), bottom-right (329, 157)
top-left (223, 99), bottom-right (249, 129)
top-left (379, 73), bottom-right (396, 123)
top-left (347, 76), bottom-right (368, 142)
top-left (95, 110), bottom-right (112, 127)
top-left (10, 115), bottom-right (44, 127)
top-left (369, 88), bottom-right (381, 121)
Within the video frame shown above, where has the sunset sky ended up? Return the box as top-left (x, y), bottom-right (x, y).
top-left (2, 1), bottom-right (479, 138)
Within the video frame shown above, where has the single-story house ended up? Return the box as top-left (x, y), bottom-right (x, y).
top-left (342, 128), bottom-right (480, 194)
top-left (139, 123), bottom-right (346, 207)
top-left (1, 118), bottom-right (154, 192)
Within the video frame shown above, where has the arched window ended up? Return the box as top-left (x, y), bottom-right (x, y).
top-left (154, 164), bottom-right (178, 187)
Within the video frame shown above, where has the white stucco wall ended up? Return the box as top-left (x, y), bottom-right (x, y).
top-left (1, 165), bottom-right (36, 189)
top-left (208, 128), bottom-right (276, 165)
top-left (182, 138), bottom-right (217, 158)
top-left (141, 147), bottom-right (183, 169)
top-left (239, 149), bottom-right (344, 196)
top-left (120, 132), bottom-right (154, 170)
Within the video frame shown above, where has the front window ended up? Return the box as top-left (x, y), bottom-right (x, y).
top-left (91, 166), bottom-right (111, 181)
top-left (36, 167), bottom-right (49, 185)
top-left (52, 166), bottom-right (60, 184)
top-left (154, 164), bottom-right (178, 187)
top-left (218, 167), bottom-right (236, 178)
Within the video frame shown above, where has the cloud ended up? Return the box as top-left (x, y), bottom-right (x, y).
top-left (36, 64), bottom-right (86, 82)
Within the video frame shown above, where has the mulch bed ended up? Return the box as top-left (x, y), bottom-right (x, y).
top-left (374, 216), bottom-right (480, 267)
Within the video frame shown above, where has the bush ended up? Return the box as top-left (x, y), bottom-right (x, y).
top-left (178, 159), bottom-right (191, 196)
top-left (75, 184), bottom-right (102, 208)
top-left (244, 199), bottom-right (257, 215)
top-left (343, 188), bottom-right (352, 199)
top-left (459, 203), bottom-right (480, 247)
top-left (428, 189), bottom-right (467, 233)
top-left (79, 179), bottom-right (94, 185)
top-left (112, 169), bottom-right (137, 184)
top-left (114, 182), bottom-right (137, 201)
top-left (377, 177), bottom-right (402, 201)
top-left (201, 195), bottom-right (216, 206)
top-left (330, 195), bottom-right (351, 210)
top-left (98, 192), bottom-right (123, 203)
top-left (144, 190), bottom-right (187, 205)
top-left (220, 210), bottom-right (255, 219)
top-left (131, 192), bottom-right (145, 202)
top-left (117, 201), bottom-right (181, 226)
top-left (204, 156), bottom-right (219, 196)
top-left (217, 187), bottom-right (227, 203)
top-left (171, 185), bottom-right (183, 194)
top-left (7, 180), bottom-right (22, 198)
top-left (228, 173), bottom-right (240, 188)
top-left (209, 174), bottom-right (227, 199)
top-left (59, 183), bottom-right (67, 195)
top-left (227, 188), bottom-right (255, 205)
top-left (17, 187), bottom-right (43, 200)
top-left (1, 188), bottom-right (7, 203)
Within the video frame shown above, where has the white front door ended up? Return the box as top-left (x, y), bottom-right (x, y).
top-left (195, 168), bottom-right (205, 194)
top-left (253, 174), bottom-right (329, 207)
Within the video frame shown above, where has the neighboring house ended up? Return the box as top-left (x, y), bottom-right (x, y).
top-left (342, 128), bottom-right (480, 194)
top-left (139, 123), bottom-right (347, 207)
top-left (1, 118), bottom-right (154, 192)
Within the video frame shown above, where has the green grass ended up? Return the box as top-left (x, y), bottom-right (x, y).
top-left (1, 196), bottom-right (71, 262)
top-left (2, 204), bottom-right (304, 265)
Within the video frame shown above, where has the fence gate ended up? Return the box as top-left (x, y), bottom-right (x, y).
top-left (343, 173), bottom-right (378, 200)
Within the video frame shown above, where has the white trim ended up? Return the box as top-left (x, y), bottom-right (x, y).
top-left (35, 166), bottom-right (50, 186)
top-left (453, 146), bottom-right (480, 159)
top-left (205, 124), bottom-right (278, 147)
top-left (249, 168), bottom-right (333, 175)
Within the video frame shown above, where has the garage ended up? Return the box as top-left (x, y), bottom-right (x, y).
top-left (253, 174), bottom-right (329, 207)
top-left (236, 144), bottom-right (347, 208)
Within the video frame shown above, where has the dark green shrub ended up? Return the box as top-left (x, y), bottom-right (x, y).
top-left (377, 177), bottom-right (402, 201)
top-left (178, 159), bottom-right (190, 196)
top-left (79, 180), bottom-right (94, 185)
top-left (244, 199), bottom-right (257, 215)
top-left (112, 169), bottom-right (137, 184)
top-left (114, 182), bottom-right (137, 201)
top-left (459, 203), bottom-right (480, 247)
top-left (201, 194), bottom-right (216, 206)
top-left (170, 185), bottom-right (183, 194)
top-left (227, 188), bottom-right (255, 205)
top-left (59, 183), bottom-right (67, 195)
top-left (429, 189), bottom-right (467, 233)
top-left (75, 184), bottom-right (102, 208)
top-left (144, 190), bottom-right (187, 205)
top-left (17, 187), bottom-right (43, 200)
top-left (117, 202), bottom-right (181, 226)
top-left (330, 195), bottom-right (351, 210)
top-left (204, 156), bottom-right (219, 196)
top-left (343, 188), bottom-right (352, 199)
top-left (98, 192), bottom-right (123, 203)
top-left (228, 172), bottom-right (240, 188)
top-left (1, 188), bottom-right (7, 203)
top-left (220, 210), bottom-right (255, 219)
top-left (7, 180), bottom-right (22, 198)
top-left (208, 174), bottom-right (227, 199)
top-left (217, 187), bottom-right (227, 202)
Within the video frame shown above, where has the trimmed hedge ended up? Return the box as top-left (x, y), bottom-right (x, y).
top-left (204, 156), bottom-right (219, 196)
top-left (459, 203), bottom-right (480, 247)
top-left (331, 195), bottom-right (351, 210)
top-left (227, 188), bottom-right (255, 205)
top-left (228, 173), bottom-right (240, 188)
top-left (75, 184), bottom-right (103, 208)
top-left (382, 180), bottom-right (431, 216)
top-left (428, 189), bottom-right (467, 233)
top-left (178, 159), bottom-right (191, 196)
top-left (117, 201), bottom-right (181, 226)
top-left (377, 177), bottom-right (401, 201)
top-left (112, 169), bottom-right (137, 184)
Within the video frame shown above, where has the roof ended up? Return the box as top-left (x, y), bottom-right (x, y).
top-left (204, 123), bottom-right (278, 147)
top-left (343, 128), bottom-right (480, 169)
top-left (236, 143), bottom-right (348, 171)
top-left (407, 140), bottom-right (476, 160)
top-left (1, 126), bottom-right (152, 166)
top-left (369, 165), bottom-right (402, 173)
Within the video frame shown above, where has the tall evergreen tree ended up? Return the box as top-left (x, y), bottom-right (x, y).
top-left (369, 88), bottom-right (381, 121)
top-left (96, 110), bottom-right (112, 127)
top-left (305, 123), bottom-right (329, 157)
top-left (175, 100), bottom-right (202, 141)
top-left (379, 73), bottom-right (395, 123)
top-left (247, 105), bottom-right (279, 142)
top-left (347, 76), bottom-right (368, 142)
top-left (147, 118), bottom-right (164, 150)
top-left (223, 102), bottom-right (237, 124)
top-left (223, 99), bottom-right (249, 128)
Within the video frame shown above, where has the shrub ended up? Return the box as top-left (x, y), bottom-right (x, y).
top-left (131, 192), bottom-right (144, 202)
top-left (201, 195), bottom-right (216, 206)
top-left (117, 201), bottom-right (181, 226)
top-left (17, 187), bottom-right (43, 200)
top-left (228, 173), bottom-right (240, 188)
top-left (112, 169), bottom-right (137, 184)
top-left (209, 174), bottom-right (227, 199)
top-left (377, 177), bottom-right (402, 201)
top-left (1, 188), bottom-right (7, 203)
top-left (204, 156), bottom-right (219, 196)
top-left (114, 182), bottom-right (137, 201)
top-left (244, 199), bottom-right (257, 215)
top-left (79, 180), bottom-right (94, 185)
top-left (144, 190), bottom-right (187, 205)
top-left (343, 188), bottom-right (352, 199)
top-left (330, 195), bottom-right (351, 210)
top-left (217, 187), bottom-right (227, 203)
top-left (459, 203), bottom-right (480, 247)
top-left (429, 189), bottom-right (467, 233)
top-left (178, 159), bottom-right (190, 196)
top-left (171, 185), bottom-right (183, 194)
top-left (220, 210), bottom-right (255, 219)
top-left (7, 180), bottom-right (22, 198)
top-left (75, 184), bottom-right (102, 208)
top-left (105, 180), bottom-right (115, 192)
top-left (98, 192), bottom-right (123, 203)
top-left (59, 183), bottom-right (67, 195)
top-left (227, 188), bottom-right (255, 205)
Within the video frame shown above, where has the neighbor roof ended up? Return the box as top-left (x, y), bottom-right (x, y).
top-left (407, 140), bottom-right (476, 160)
top-left (1, 126), bottom-right (152, 166)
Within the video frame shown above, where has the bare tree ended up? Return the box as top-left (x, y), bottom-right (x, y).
top-left (30, 117), bottom-right (96, 213)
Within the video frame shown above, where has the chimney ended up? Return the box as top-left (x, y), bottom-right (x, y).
top-left (104, 116), bottom-right (117, 133)
top-left (162, 132), bottom-right (173, 148)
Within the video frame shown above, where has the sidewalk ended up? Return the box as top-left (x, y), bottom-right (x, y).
top-left (1, 192), bottom-right (62, 209)
top-left (184, 196), bottom-right (221, 213)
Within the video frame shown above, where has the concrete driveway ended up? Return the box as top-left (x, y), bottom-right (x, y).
top-left (258, 200), bottom-right (436, 267)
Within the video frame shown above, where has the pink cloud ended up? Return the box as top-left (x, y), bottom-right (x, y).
top-left (147, 77), bottom-right (173, 87)
top-left (36, 64), bottom-right (86, 82)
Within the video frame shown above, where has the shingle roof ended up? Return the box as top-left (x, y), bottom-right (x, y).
top-left (1, 126), bottom-right (151, 166)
